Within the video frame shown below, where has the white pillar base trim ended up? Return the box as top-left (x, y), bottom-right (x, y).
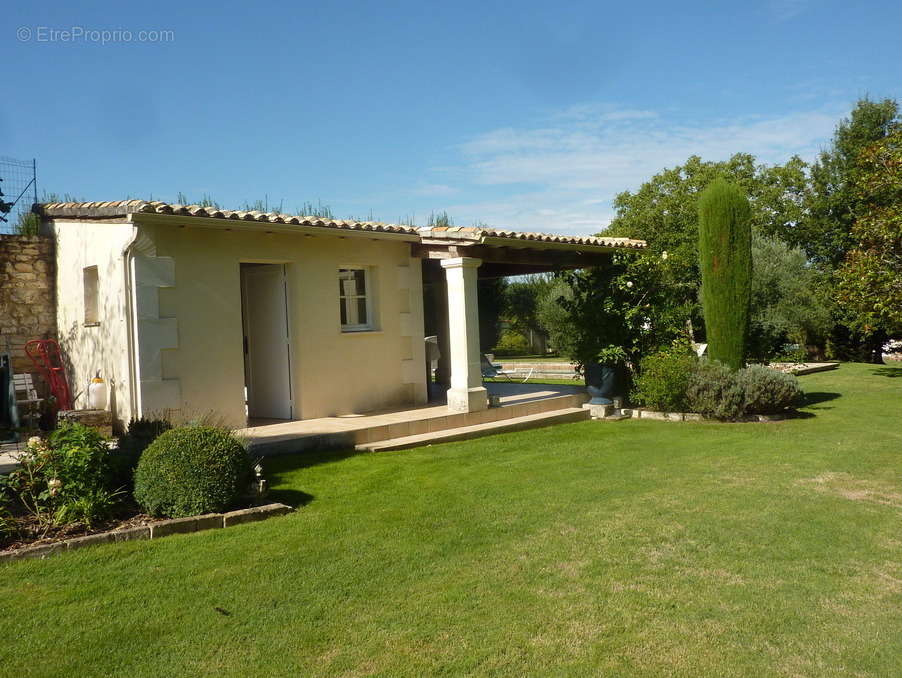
top-left (447, 386), bottom-right (488, 413)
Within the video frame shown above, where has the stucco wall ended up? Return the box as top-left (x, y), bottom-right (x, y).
top-left (53, 221), bottom-right (136, 427)
top-left (0, 235), bottom-right (56, 378)
top-left (147, 222), bottom-right (427, 428)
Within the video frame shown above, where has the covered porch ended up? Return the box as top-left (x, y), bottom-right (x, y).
top-left (417, 226), bottom-right (645, 414)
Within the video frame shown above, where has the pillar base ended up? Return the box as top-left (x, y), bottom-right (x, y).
top-left (446, 386), bottom-right (488, 413)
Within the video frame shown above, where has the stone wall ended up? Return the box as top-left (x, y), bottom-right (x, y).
top-left (0, 235), bottom-right (56, 376)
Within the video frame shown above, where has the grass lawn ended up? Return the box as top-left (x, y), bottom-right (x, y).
top-left (2, 363), bottom-right (900, 677)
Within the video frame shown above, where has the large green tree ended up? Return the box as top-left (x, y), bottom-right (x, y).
top-left (604, 153), bottom-right (808, 349)
top-left (836, 129), bottom-right (902, 336)
top-left (537, 251), bottom-right (683, 371)
top-left (748, 234), bottom-right (832, 361)
top-left (504, 276), bottom-right (553, 337)
top-left (794, 98), bottom-right (900, 268)
top-left (798, 98), bottom-right (901, 361)
top-left (477, 278), bottom-right (508, 352)
top-left (697, 180), bottom-right (753, 370)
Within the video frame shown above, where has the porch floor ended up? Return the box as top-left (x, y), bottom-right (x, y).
top-left (237, 382), bottom-right (587, 456)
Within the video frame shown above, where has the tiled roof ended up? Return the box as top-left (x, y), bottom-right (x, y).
top-left (37, 200), bottom-right (418, 235)
top-left (418, 226), bottom-right (646, 249)
top-left (36, 201), bottom-right (646, 249)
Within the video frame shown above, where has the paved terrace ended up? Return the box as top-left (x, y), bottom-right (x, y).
top-left (237, 382), bottom-right (587, 456)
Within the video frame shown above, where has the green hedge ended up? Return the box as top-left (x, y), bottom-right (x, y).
top-left (632, 341), bottom-right (698, 411)
top-left (134, 426), bottom-right (251, 518)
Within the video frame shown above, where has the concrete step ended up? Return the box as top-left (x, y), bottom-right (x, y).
top-left (243, 391), bottom-right (589, 457)
top-left (356, 407), bottom-right (590, 452)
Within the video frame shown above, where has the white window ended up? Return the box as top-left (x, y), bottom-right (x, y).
top-left (83, 266), bottom-right (99, 324)
top-left (339, 267), bottom-right (373, 331)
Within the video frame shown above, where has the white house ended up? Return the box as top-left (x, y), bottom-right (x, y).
top-left (38, 200), bottom-right (645, 430)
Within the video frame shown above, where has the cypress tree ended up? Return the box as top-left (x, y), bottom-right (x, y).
top-left (698, 179), bottom-right (752, 370)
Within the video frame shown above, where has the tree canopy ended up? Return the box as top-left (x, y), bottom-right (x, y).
top-left (836, 128), bottom-right (902, 335)
top-left (796, 98), bottom-right (900, 268)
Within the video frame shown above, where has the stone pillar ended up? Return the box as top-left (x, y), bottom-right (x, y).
top-left (433, 274), bottom-right (451, 389)
top-left (440, 257), bottom-right (487, 412)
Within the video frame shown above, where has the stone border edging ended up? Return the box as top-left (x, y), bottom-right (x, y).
top-left (0, 502), bottom-right (294, 563)
top-left (583, 403), bottom-right (789, 423)
top-left (624, 409), bottom-right (788, 422)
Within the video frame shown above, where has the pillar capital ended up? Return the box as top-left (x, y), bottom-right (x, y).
top-left (440, 256), bottom-right (482, 270)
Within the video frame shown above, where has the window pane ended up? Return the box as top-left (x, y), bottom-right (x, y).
top-left (354, 269), bottom-right (366, 295)
top-left (83, 266), bottom-right (99, 324)
top-left (357, 297), bottom-right (367, 325)
top-left (339, 267), bottom-right (371, 329)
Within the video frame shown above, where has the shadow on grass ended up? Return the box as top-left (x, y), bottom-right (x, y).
top-left (267, 488), bottom-right (315, 508)
top-left (800, 391), bottom-right (842, 409)
top-left (871, 366), bottom-right (902, 378)
top-left (262, 449), bottom-right (362, 508)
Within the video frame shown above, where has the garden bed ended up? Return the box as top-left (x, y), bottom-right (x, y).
top-left (1, 422), bottom-right (287, 560)
top-left (0, 502), bottom-right (293, 562)
top-left (585, 403), bottom-right (792, 422)
top-left (622, 408), bottom-right (790, 422)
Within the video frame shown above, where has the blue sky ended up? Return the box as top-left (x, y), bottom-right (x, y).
top-left (2, 1), bottom-right (900, 234)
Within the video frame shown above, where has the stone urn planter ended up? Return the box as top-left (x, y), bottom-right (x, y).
top-left (585, 362), bottom-right (620, 405)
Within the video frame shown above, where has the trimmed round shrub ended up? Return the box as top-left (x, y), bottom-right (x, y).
top-left (686, 361), bottom-right (747, 421)
top-left (734, 365), bottom-right (802, 414)
top-left (632, 341), bottom-right (698, 411)
top-left (113, 417), bottom-right (173, 491)
top-left (134, 426), bottom-right (251, 518)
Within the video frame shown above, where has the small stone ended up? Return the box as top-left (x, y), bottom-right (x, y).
top-left (3, 542), bottom-right (66, 561)
top-left (582, 403), bottom-right (612, 419)
top-left (111, 526), bottom-right (151, 542)
top-left (194, 513), bottom-right (223, 532)
top-left (222, 503), bottom-right (292, 528)
top-left (150, 516), bottom-right (199, 538)
top-left (66, 532), bottom-right (115, 550)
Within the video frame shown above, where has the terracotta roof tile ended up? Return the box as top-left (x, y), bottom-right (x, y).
top-left (37, 200), bottom-right (419, 235)
top-left (36, 200), bottom-right (646, 249)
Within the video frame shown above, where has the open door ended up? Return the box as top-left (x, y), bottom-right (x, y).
top-left (240, 264), bottom-right (293, 420)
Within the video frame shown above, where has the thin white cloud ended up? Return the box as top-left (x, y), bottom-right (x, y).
top-left (768, 0), bottom-right (811, 22)
top-left (438, 104), bottom-right (843, 235)
top-left (411, 183), bottom-right (458, 197)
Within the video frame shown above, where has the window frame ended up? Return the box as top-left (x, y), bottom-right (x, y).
top-left (83, 265), bottom-right (100, 326)
top-left (338, 266), bottom-right (374, 332)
